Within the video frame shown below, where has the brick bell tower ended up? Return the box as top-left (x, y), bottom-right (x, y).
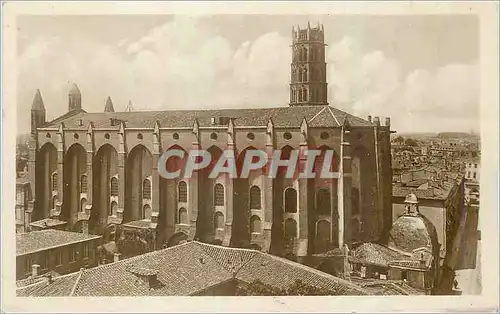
top-left (289, 22), bottom-right (328, 106)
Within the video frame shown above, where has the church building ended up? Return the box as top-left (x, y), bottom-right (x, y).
top-left (26, 23), bottom-right (393, 260)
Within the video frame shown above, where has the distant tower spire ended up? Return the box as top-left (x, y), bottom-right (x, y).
top-left (125, 100), bottom-right (134, 112)
top-left (289, 22), bottom-right (328, 106)
top-left (104, 96), bottom-right (115, 112)
top-left (68, 83), bottom-right (82, 112)
top-left (31, 89), bottom-right (46, 134)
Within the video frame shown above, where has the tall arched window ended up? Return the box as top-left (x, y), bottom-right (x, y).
top-left (142, 204), bottom-right (152, 220)
top-left (316, 188), bottom-right (331, 215)
top-left (303, 68), bottom-right (308, 82)
top-left (249, 186), bottom-right (261, 209)
top-left (214, 183), bottom-right (224, 206)
top-left (303, 47), bottom-right (308, 61)
top-left (303, 87), bottom-right (308, 102)
top-left (52, 172), bottom-right (58, 191)
top-left (52, 196), bottom-right (57, 210)
top-left (332, 184), bottom-right (339, 218)
top-left (178, 207), bottom-right (188, 224)
top-left (178, 181), bottom-right (187, 203)
top-left (80, 198), bottom-right (87, 213)
top-left (285, 188), bottom-right (297, 213)
top-left (110, 201), bottom-right (117, 216)
top-left (352, 187), bottom-right (360, 215)
top-left (110, 177), bottom-right (118, 196)
top-left (250, 215), bottom-right (261, 233)
top-left (284, 218), bottom-right (297, 239)
top-left (142, 179), bottom-right (151, 199)
top-left (80, 175), bottom-right (87, 193)
top-left (298, 88), bottom-right (303, 102)
top-left (214, 212), bottom-right (224, 230)
top-left (315, 220), bottom-right (331, 253)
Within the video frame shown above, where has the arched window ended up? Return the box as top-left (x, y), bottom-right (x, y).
top-left (142, 179), bottom-right (151, 199)
top-left (214, 212), bottom-right (224, 230)
top-left (303, 87), bottom-right (308, 102)
top-left (52, 196), bottom-right (57, 210)
top-left (285, 188), bottom-right (297, 213)
top-left (80, 198), bottom-right (87, 213)
top-left (332, 184), bottom-right (339, 218)
top-left (110, 201), bottom-right (117, 216)
top-left (52, 172), bottom-right (58, 191)
top-left (178, 181), bottom-right (187, 203)
top-left (303, 47), bottom-right (308, 61)
top-left (178, 207), bottom-right (188, 224)
top-left (110, 177), bottom-right (118, 196)
top-left (142, 204), bottom-right (152, 220)
top-left (284, 218), bottom-right (297, 239)
top-left (250, 215), bottom-right (261, 233)
top-left (315, 220), bottom-right (331, 253)
top-left (298, 88), bottom-right (303, 102)
top-left (303, 68), bottom-right (308, 82)
top-left (352, 187), bottom-right (360, 215)
top-left (316, 188), bottom-right (331, 215)
top-left (214, 183), bottom-right (224, 206)
top-left (249, 186), bottom-right (261, 209)
top-left (80, 175), bottom-right (87, 193)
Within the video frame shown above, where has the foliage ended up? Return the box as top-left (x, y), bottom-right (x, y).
top-left (404, 138), bottom-right (418, 146)
top-left (235, 279), bottom-right (337, 296)
top-left (393, 136), bottom-right (405, 143)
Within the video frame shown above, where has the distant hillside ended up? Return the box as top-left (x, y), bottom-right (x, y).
top-left (437, 132), bottom-right (478, 139)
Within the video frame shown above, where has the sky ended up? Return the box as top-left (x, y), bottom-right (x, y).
top-left (17, 15), bottom-right (479, 134)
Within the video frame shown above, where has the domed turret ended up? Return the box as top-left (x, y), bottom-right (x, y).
top-left (388, 194), bottom-right (439, 253)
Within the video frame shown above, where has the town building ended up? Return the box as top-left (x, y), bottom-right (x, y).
top-left (348, 194), bottom-right (441, 294)
top-left (17, 241), bottom-right (368, 296)
top-left (16, 229), bottom-right (102, 280)
top-left (392, 167), bottom-right (464, 267)
top-left (23, 23), bottom-right (393, 261)
top-left (16, 176), bottom-right (31, 233)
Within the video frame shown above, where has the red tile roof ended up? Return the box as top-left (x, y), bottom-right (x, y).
top-left (16, 230), bottom-right (101, 256)
top-left (350, 243), bottom-right (410, 267)
top-left (43, 106), bottom-right (374, 129)
top-left (17, 241), bottom-right (370, 296)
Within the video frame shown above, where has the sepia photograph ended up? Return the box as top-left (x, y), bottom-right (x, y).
top-left (2, 1), bottom-right (499, 313)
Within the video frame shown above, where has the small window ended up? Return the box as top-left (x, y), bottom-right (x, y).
top-left (284, 188), bottom-right (297, 213)
top-left (473, 173), bottom-right (477, 179)
top-left (104, 133), bottom-right (110, 140)
top-left (74, 133), bottom-right (79, 140)
top-left (214, 212), bottom-right (224, 230)
top-left (250, 215), bottom-right (261, 233)
top-left (249, 186), bottom-right (261, 209)
top-left (178, 207), bottom-right (188, 224)
top-left (53, 250), bottom-right (62, 266)
top-left (83, 244), bottom-right (89, 259)
top-left (80, 198), bottom-right (87, 213)
top-left (70, 246), bottom-right (77, 262)
top-left (474, 164), bottom-right (477, 168)
top-left (110, 201), bottom-right (118, 216)
top-left (283, 132), bottom-right (292, 140)
top-left (320, 132), bottom-right (329, 140)
top-left (142, 204), bottom-right (152, 220)
top-left (142, 179), bottom-right (151, 199)
top-left (39, 251), bottom-right (49, 269)
top-left (247, 132), bottom-right (255, 140)
top-left (80, 175), bottom-right (87, 193)
top-left (210, 133), bottom-right (218, 140)
top-left (110, 177), bottom-right (118, 196)
top-left (173, 133), bottom-right (179, 140)
top-left (178, 181), bottom-right (187, 203)
top-left (137, 133), bottom-right (143, 140)
top-left (45, 133), bottom-right (51, 139)
top-left (214, 183), bottom-right (224, 206)
top-left (52, 172), bottom-right (58, 191)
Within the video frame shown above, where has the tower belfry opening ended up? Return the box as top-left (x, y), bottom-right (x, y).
top-left (289, 22), bottom-right (328, 107)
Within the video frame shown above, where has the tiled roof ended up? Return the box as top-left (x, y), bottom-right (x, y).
top-left (16, 270), bottom-right (61, 288)
top-left (30, 218), bottom-right (67, 228)
top-left (388, 214), bottom-right (439, 254)
top-left (17, 241), bottom-right (370, 296)
top-left (392, 181), bottom-right (455, 201)
top-left (43, 105), bottom-right (374, 129)
top-left (350, 277), bottom-right (426, 295)
top-left (16, 230), bottom-right (101, 256)
top-left (17, 272), bottom-right (80, 297)
top-left (122, 220), bottom-right (152, 229)
top-left (350, 243), bottom-right (409, 267)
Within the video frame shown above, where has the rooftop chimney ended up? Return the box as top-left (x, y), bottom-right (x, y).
top-left (114, 253), bottom-right (121, 263)
top-left (128, 266), bottom-right (161, 290)
top-left (367, 115), bottom-right (372, 123)
top-left (385, 117), bottom-right (391, 127)
top-left (373, 116), bottom-right (380, 126)
top-left (32, 264), bottom-right (40, 277)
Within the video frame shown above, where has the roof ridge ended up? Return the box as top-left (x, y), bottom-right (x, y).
top-left (69, 268), bottom-right (85, 296)
top-left (326, 106), bottom-right (341, 126)
top-left (307, 105), bottom-right (328, 124)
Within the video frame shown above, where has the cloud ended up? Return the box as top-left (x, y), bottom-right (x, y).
top-left (17, 22), bottom-right (479, 135)
top-left (327, 36), bottom-right (479, 133)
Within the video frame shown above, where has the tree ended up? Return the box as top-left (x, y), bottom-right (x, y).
top-left (235, 279), bottom-right (338, 296)
top-left (405, 138), bottom-right (418, 146)
top-left (393, 136), bottom-right (405, 144)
